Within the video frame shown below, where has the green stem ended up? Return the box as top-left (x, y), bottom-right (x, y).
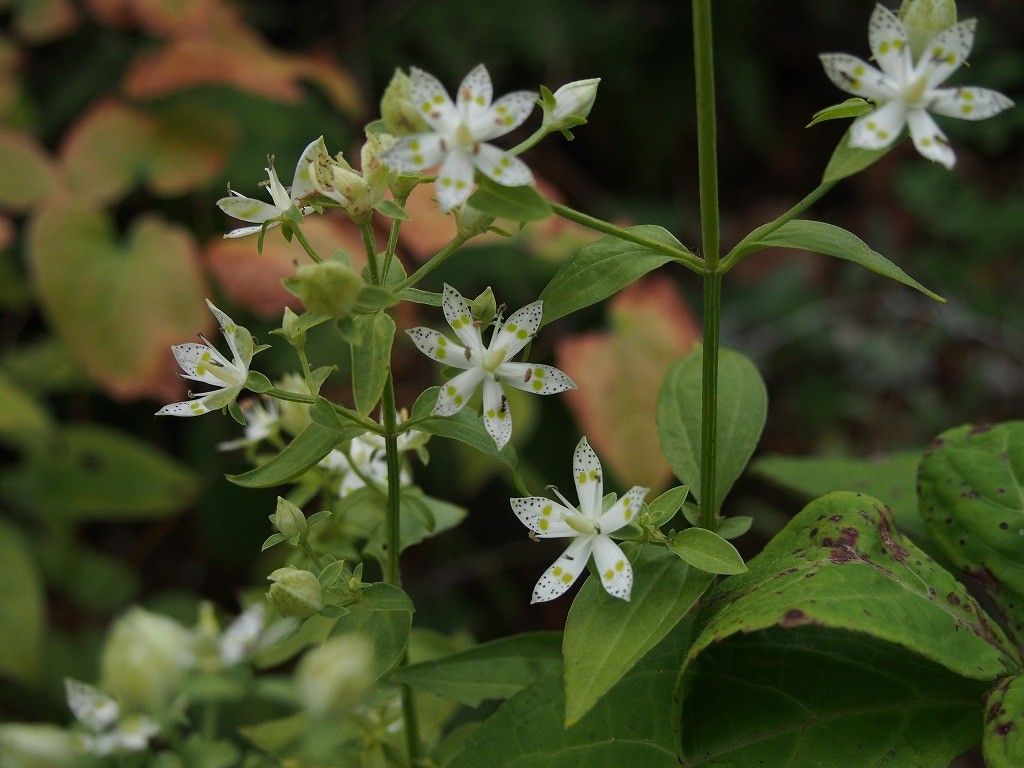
top-left (547, 201), bottom-right (705, 274)
top-left (295, 347), bottom-right (314, 390)
top-left (509, 126), bottom-right (550, 155)
top-left (693, 0), bottom-right (721, 530)
top-left (382, 215), bottom-right (403, 281)
top-left (300, 541), bottom-right (326, 572)
top-left (291, 224), bottom-right (323, 264)
top-left (359, 221), bottom-right (381, 284)
top-left (395, 236), bottom-right (468, 292)
top-left (264, 388), bottom-right (384, 434)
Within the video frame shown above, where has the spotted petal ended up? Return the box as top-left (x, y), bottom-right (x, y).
top-left (818, 54), bottom-right (896, 101)
top-left (172, 342), bottom-right (227, 386)
top-left (929, 86), bottom-right (1013, 121)
top-left (599, 485), bottom-right (649, 535)
top-left (531, 535), bottom-right (594, 604)
top-left (441, 284), bottom-right (484, 350)
top-left (850, 99), bottom-right (906, 149)
top-left (456, 64), bottom-right (493, 123)
top-left (224, 223), bottom-right (272, 239)
top-left (217, 193), bottom-right (281, 224)
top-left (406, 327), bottom-right (473, 368)
top-left (290, 136), bottom-right (329, 201)
top-left (592, 535), bottom-right (633, 601)
top-left (472, 143), bottom-right (534, 187)
top-left (491, 300), bottom-right (543, 360)
top-left (433, 367), bottom-right (484, 416)
top-left (923, 19), bottom-right (976, 90)
top-left (410, 66), bottom-right (459, 134)
top-left (478, 90), bottom-right (538, 140)
top-left (383, 134), bottom-right (446, 174)
top-left (868, 3), bottom-right (911, 81)
top-left (482, 377), bottom-right (512, 449)
top-left (572, 437), bottom-right (604, 519)
top-left (435, 150), bottom-right (475, 212)
top-left (205, 299), bottom-right (252, 366)
top-left (907, 109), bottom-right (955, 169)
top-left (510, 496), bottom-right (577, 538)
top-left (498, 362), bottom-right (576, 395)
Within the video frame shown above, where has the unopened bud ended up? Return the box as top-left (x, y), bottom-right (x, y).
top-left (282, 261), bottom-right (364, 320)
top-left (543, 78), bottom-right (600, 131)
top-left (296, 634), bottom-right (374, 716)
top-left (380, 69), bottom-right (429, 136)
top-left (899, 0), bottom-right (957, 59)
top-left (267, 567), bottom-right (323, 619)
top-left (275, 373), bottom-right (312, 436)
top-left (456, 204), bottom-right (495, 240)
top-left (270, 497), bottom-right (307, 540)
top-left (471, 287), bottom-right (497, 325)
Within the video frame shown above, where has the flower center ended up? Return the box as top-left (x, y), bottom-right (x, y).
top-left (454, 121), bottom-right (476, 151)
top-left (564, 514), bottom-right (597, 536)
top-left (482, 344), bottom-right (507, 373)
top-left (901, 71), bottom-right (930, 107)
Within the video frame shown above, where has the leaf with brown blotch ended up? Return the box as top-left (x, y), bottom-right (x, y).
top-left (557, 276), bottom-right (699, 490)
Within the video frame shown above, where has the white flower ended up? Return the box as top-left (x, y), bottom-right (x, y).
top-left (407, 285), bottom-right (576, 449)
top-left (216, 136), bottom-right (344, 238)
top-left (383, 65), bottom-right (538, 212)
top-left (543, 78), bottom-right (601, 130)
top-left (64, 680), bottom-right (158, 756)
top-left (217, 397), bottom-right (280, 451)
top-left (157, 300), bottom-right (253, 417)
top-left (820, 4), bottom-right (1013, 168)
top-left (217, 604), bottom-right (266, 666)
top-left (511, 438), bottom-right (648, 603)
top-left (325, 132), bottom-right (398, 219)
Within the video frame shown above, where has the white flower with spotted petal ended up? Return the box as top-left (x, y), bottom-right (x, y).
top-left (216, 136), bottom-right (344, 238)
top-left (819, 4), bottom-right (1013, 168)
top-left (65, 679), bottom-right (158, 756)
top-left (320, 428), bottom-right (413, 498)
top-left (382, 65), bottom-right (538, 212)
top-left (511, 437), bottom-right (648, 603)
top-left (157, 300), bottom-right (254, 418)
top-left (217, 397), bottom-right (279, 451)
top-left (406, 284), bottom-right (576, 449)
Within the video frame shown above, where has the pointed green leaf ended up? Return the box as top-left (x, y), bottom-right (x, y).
top-left (807, 97), bottom-right (873, 127)
top-left (227, 423), bottom-right (346, 488)
top-left (466, 175), bottom-right (552, 222)
top-left (351, 312), bottom-right (395, 416)
top-left (669, 527), bottom-right (747, 575)
top-left (822, 128), bottom-right (895, 184)
top-left (0, 521), bottom-right (43, 682)
top-left (332, 583), bottom-right (413, 681)
top-left (411, 387), bottom-right (519, 472)
top-left (644, 485), bottom-right (689, 527)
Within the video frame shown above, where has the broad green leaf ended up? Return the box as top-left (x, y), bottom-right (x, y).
top-left (0, 425), bottom-right (196, 522)
top-left (239, 714), bottom-right (307, 755)
top-left (448, 626), bottom-right (691, 768)
top-left (344, 487), bottom-right (467, 562)
top-left (822, 128), bottom-right (894, 185)
top-left (669, 528), bottom-right (747, 575)
top-left (717, 515), bottom-right (752, 539)
top-left (0, 337), bottom-right (89, 395)
top-left (752, 219), bottom-right (943, 302)
top-left (466, 175), bottom-right (552, 222)
top-left (0, 371), bottom-right (52, 451)
top-left (351, 312), bottom-right (395, 416)
top-left (37, 538), bottom-right (140, 613)
top-left (984, 674), bottom-right (1024, 768)
top-left (806, 97), bottom-right (873, 127)
top-left (645, 485), bottom-right (690, 527)
top-left (539, 226), bottom-right (684, 326)
top-left (399, 287), bottom-right (442, 307)
top-left (918, 422), bottom-right (1024, 641)
top-left (0, 521), bottom-right (44, 682)
top-left (563, 545), bottom-right (712, 725)
top-left (656, 346), bottom-right (767, 512)
top-left (373, 199), bottom-right (409, 220)
top-left (331, 583), bottom-right (413, 681)
top-left (411, 387), bottom-right (519, 472)
top-left (681, 627), bottom-right (986, 768)
top-left (228, 423), bottom-right (346, 488)
top-left (395, 632), bottom-right (561, 707)
top-left (690, 492), bottom-right (1018, 682)
top-left (751, 451), bottom-right (941, 558)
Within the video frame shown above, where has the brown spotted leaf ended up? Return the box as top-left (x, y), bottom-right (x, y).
top-left (28, 202), bottom-right (210, 401)
top-left (984, 673), bottom-right (1024, 768)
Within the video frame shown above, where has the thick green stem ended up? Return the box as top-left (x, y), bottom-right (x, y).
top-left (359, 221), bottom-right (381, 284)
top-left (693, 0), bottom-right (721, 530)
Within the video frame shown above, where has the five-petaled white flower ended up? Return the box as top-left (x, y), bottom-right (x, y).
top-left (65, 679), bottom-right (158, 756)
top-left (217, 397), bottom-right (280, 451)
top-left (407, 285), bottom-right (575, 449)
top-left (383, 65), bottom-right (537, 212)
top-left (320, 411), bottom-right (422, 496)
top-left (511, 438), bottom-right (648, 603)
top-left (820, 4), bottom-right (1013, 169)
top-left (157, 300), bottom-right (253, 417)
top-left (216, 136), bottom-right (345, 238)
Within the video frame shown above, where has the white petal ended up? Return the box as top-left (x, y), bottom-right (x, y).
top-left (531, 536), bottom-right (594, 604)
top-left (818, 53), bottom-right (896, 100)
top-left (156, 398), bottom-right (212, 417)
top-left (572, 437), bottom-right (604, 520)
top-left (476, 90), bottom-right (538, 140)
top-left (223, 224), bottom-right (270, 239)
top-left (217, 195), bottom-right (280, 224)
top-left (922, 19), bottom-right (976, 89)
top-left (928, 86), bottom-right (1014, 121)
top-left (266, 166), bottom-right (291, 210)
top-left (65, 679), bottom-right (119, 732)
top-left (383, 133), bottom-right (446, 174)
top-left (172, 343), bottom-right (227, 385)
top-left (432, 368), bottom-right (484, 416)
top-left (406, 327), bottom-right (473, 368)
top-left (205, 299), bottom-right (244, 363)
top-left (907, 109), bottom-right (955, 169)
top-left (498, 362), bottom-right (576, 395)
top-left (868, 3), bottom-right (911, 81)
top-left (850, 100), bottom-right (906, 149)
top-left (441, 284), bottom-right (485, 350)
top-left (290, 136), bottom-right (328, 201)
top-left (482, 377), bottom-right (512, 449)
top-left (490, 299), bottom-right (543, 360)
top-left (599, 485), bottom-right (649, 535)
top-left (592, 535), bottom-right (633, 601)
top-left (219, 605), bottom-right (265, 666)
top-left (510, 496), bottom-right (577, 538)
top-left (456, 64), bottom-right (493, 123)
top-left (410, 66), bottom-right (459, 134)
top-left (472, 143), bottom-right (534, 187)
top-left (434, 150), bottom-right (475, 212)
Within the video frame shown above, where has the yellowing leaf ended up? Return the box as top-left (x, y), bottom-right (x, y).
top-left (59, 101), bottom-right (151, 204)
top-left (0, 128), bottom-right (57, 211)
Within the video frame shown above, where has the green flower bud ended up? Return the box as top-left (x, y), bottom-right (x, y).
top-left (279, 307), bottom-right (306, 347)
top-left (295, 634), bottom-right (374, 716)
top-left (275, 373), bottom-right (312, 436)
top-left (899, 0), bottom-right (957, 59)
top-left (100, 608), bottom-right (194, 714)
top-left (380, 69), bottom-right (429, 136)
top-left (471, 287), bottom-right (497, 325)
top-left (456, 204), bottom-right (495, 240)
top-left (282, 261), bottom-right (364, 320)
top-left (542, 78), bottom-right (601, 131)
top-left (0, 725), bottom-right (78, 768)
top-left (270, 497), bottom-right (307, 540)
top-left (267, 567), bottom-right (323, 619)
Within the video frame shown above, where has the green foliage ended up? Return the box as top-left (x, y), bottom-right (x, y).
top-left (350, 312), bottom-right (396, 416)
top-left (806, 97), bottom-right (873, 128)
top-left (330, 583), bottom-right (413, 681)
top-left (228, 422), bottom-right (358, 488)
top-left (821, 129), bottom-right (895, 185)
top-left (983, 674), bottom-right (1024, 768)
top-left (0, 521), bottom-right (44, 683)
top-left (466, 175), bottom-right (552, 221)
top-left (668, 527), bottom-right (747, 575)
top-left (412, 387), bottom-right (519, 472)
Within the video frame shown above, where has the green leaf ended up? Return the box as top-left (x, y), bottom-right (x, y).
top-left (644, 485), bottom-right (689, 527)
top-left (752, 219), bottom-right (944, 302)
top-left (0, 371), bottom-right (52, 451)
top-left (689, 492), bottom-right (1018, 682)
top-left (395, 632), bottom-right (561, 707)
top-left (918, 422), bottom-right (1024, 641)
top-left (356, 285), bottom-right (398, 312)
top-left (227, 423), bottom-right (346, 488)
top-left (751, 450), bottom-right (941, 559)
top-left (344, 487), bottom-right (467, 562)
top-left (656, 346), bottom-right (767, 511)
top-left (466, 175), bottom-right (552, 222)
top-left (255, 615), bottom-right (335, 669)
top-left (411, 387), bottom-right (519, 472)
top-left (351, 312), bottom-right (395, 416)
top-left (563, 545), bottom-right (712, 725)
top-left (332, 583), bottom-right (413, 681)
top-left (399, 287), bottom-right (443, 307)
top-left (822, 127), bottom-right (895, 185)
top-left (669, 527), bottom-right (747, 575)
top-left (0, 425), bottom-right (197, 522)
top-left (239, 713), bottom-right (307, 755)
top-left (448, 626), bottom-right (691, 768)
top-left (373, 199), bottom-right (409, 220)
top-left (0, 521), bottom-right (44, 682)
top-left (984, 674), bottom-right (1024, 768)
top-left (716, 515), bottom-right (752, 540)
top-left (681, 627), bottom-right (987, 768)
top-left (806, 97), bottom-right (873, 127)
top-left (539, 226), bottom-right (683, 326)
